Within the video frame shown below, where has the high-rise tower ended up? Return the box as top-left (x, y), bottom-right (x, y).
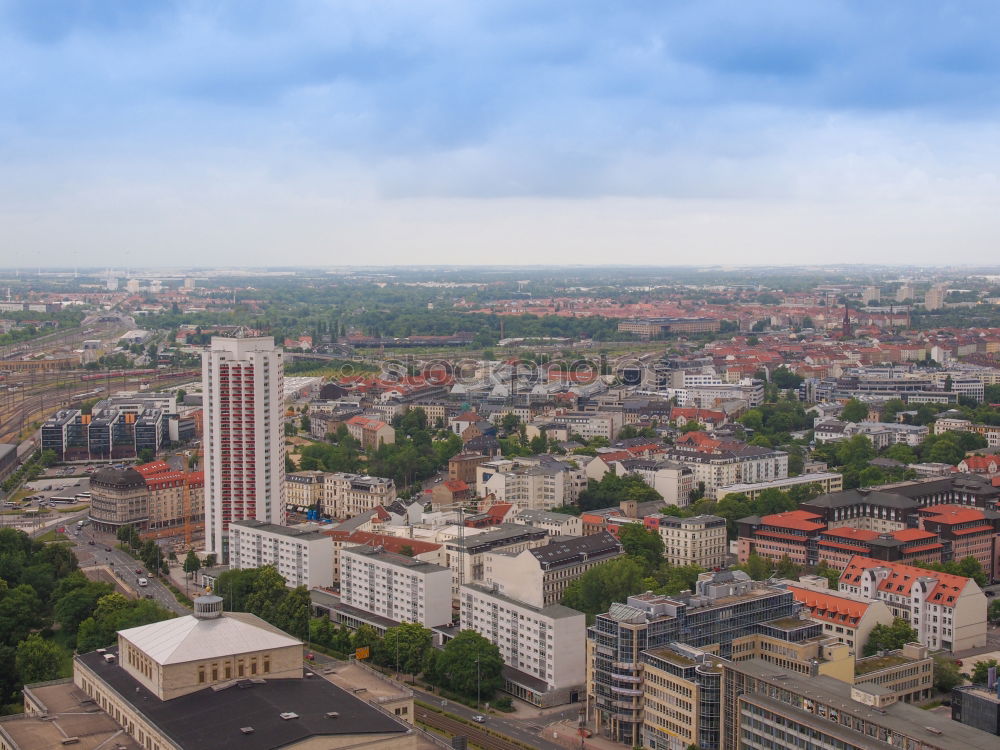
top-left (202, 337), bottom-right (285, 557)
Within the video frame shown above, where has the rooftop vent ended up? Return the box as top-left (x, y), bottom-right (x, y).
top-left (60, 738), bottom-right (80, 746)
top-left (279, 712), bottom-right (299, 721)
top-left (925, 727), bottom-right (942, 736)
top-left (193, 594), bottom-right (224, 620)
top-left (240, 727), bottom-right (255, 735)
top-left (103, 654), bottom-right (116, 664)
top-left (325, 712), bottom-right (340, 719)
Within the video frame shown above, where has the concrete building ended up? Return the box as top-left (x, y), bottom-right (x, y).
top-left (715, 471), bottom-right (843, 503)
top-left (341, 544), bottom-right (453, 628)
top-left (448, 451), bottom-right (489, 485)
top-left (664, 437), bottom-right (788, 500)
top-left (643, 514), bottom-right (728, 569)
top-left (42, 405), bottom-right (165, 461)
top-left (135, 461), bottom-right (205, 540)
top-left (442, 524), bottom-right (548, 600)
top-left (460, 583), bottom-right (586, 707)
top-left (202, 336), bottom-right (285, 557)
top-left (528, 410), bottom-right (623, 441)
top-left (344, 414), bottom-right (395, 449)
top-left (475, 457), bottom-right (586, 510)
top-left (851, 642), bottom-right (935, 704)
top-left (228, 519), bottom-right (334, 589)
top-left (483, 531), bottom-right (623, 608)
top-left (720, 657), bottom-right (997, 750)
top-left (88, 466), bottom-right (150, 534)
top-left (839, 555), bottom-right (987, 652)
top-left (617, 459), bottom-right (695, 506)
top-left (66, 595), bottom-right (421, 750)
top-left (925, 283), bottom-right (948, 311)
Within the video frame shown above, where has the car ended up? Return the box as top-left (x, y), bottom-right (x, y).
top-left (104, 547), bottom-right (112, 552)
top-left (144, 594), bottom-right (153, 599)
top-left (88, 540), bottom-right (96, 545)
top-left (471, 715), bottom-right (486, 724)
top-left (135, 568), bottom-right (143, 575)
top-left (137, 577), bottom-right (148, 587)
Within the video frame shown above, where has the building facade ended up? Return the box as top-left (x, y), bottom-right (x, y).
top-left (643, 514), bottom-right (728, 569)
top-left (228, 519), bottom-right (334, 589)
top-left (202, 336), bottom-right (285, 557)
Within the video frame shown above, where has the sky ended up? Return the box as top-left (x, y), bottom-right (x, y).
top-left (3, 0), bottom-right (1000, 268)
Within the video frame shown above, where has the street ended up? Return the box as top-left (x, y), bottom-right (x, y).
top-left (60, 524), bottom-right (191, 616)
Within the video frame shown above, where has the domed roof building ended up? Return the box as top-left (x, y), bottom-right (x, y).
top-left (89, 465), bottom-right (151, 534)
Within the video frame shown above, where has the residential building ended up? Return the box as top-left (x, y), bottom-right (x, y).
top-left (842, 421), bottom-right (929, 449)
top-left (618, 459), bottom-right (695, 506)
top-left (839, 555), bottom-right (987, 652)
top-left (66, 595), bottom-right (420, 750)
top-left (953, 683), bottom-right (1000, 736)
top-left (344, 414), bottom-right (395, 449)
top-left (322, 472), bottom-right (396, 519)
top-left (528, 410), bottom-right (623, 441)
top-left (475, 456), bottom-right (586, 510)
top-left (715, 471), bottom-right (843, 502)
top-left (483, 531), bottom-right (623, 608)
top-left (587, 571), bottom-right (795, 745)
top-left (449, 451), bottom-right (489, 484)
top-left (134, 461), bottom-right (205, 540)
top-left (430, 479), bottom-right (473, 506)
top-left (228, 519), bottom-right (334, 589)
top-left (514, 508), bottom-right (583, 536)
top-left (324, 527), bottom-right (442, 587)
top-left (719, 658), bottom-right (997, 750)
top-left (664, 434), bottom-right (788, 500)
top-left (202, 336), bottom-right (285, 557)
top-left (442, 524), bottom-right (548, 599)
top-left (643, 514), bottom-right (728, 569)
top-left (785, 582), bottom-right (893, 655)
top-left (341, 544), bottom-right (452, 628)
top-left (460, 583), bottom-right (586, 706)
top-left (285, 469), bottom-right (326, 511)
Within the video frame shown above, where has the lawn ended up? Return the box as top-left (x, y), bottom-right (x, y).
top-left (36, 529), bottom-right (68, 543)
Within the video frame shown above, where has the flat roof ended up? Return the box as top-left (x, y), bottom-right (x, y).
top-left (462, 583), bottom-right (583, 620)
top-left (229, 519), bottom-right (329, 541)
top-left (77, 649), bottom-right (408, 750)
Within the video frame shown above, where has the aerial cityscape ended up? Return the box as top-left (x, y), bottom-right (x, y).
top-left (3, 4), bottom-right (1000, 750)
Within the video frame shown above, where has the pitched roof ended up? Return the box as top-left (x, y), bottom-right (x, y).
top-left (787, 585), bottom-right (869, 627)
top-left (759, 509), bottom-right (825, 532)
top-left (839, 555), bottom-right (973, 604)
top-left (920, 504), bottom-right (988, 525)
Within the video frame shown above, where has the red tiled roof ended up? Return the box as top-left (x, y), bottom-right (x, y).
top-left (951, 525), bottom-right (994, 536)
top-left (921, 505), bottom-right (987, 525)
top-left (134, 461), bottom-right (172, 477)
top-left (839, 555), bottom-right (971, 604)
top-left (484, 503), bottom-right (513, 523)
top-left (822, 528), bottom-right (879, 541)
top-left (787, 585), bottom-right (868, 627)
top-left (903, 543), bottom-right (944, 554)
top-left (759, 510), bottom-right (825, 532)
top-left (891, 528), bottom-right (936, 542)
top-left (327, 530), bottom-right (440, 556)
top-left (817, 540), bottom-right (871, 552)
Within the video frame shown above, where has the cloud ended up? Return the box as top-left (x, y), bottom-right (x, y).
top-left (1, 1), bottom-right (1000, 264)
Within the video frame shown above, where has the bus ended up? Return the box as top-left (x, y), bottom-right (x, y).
top-left (75, 493), bottom-right (91, 500)
top-left (50, 496), bottom-right (77, 505)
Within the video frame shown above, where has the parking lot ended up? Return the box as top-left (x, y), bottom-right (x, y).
top-left (16, 476), bottom-right (92, 508)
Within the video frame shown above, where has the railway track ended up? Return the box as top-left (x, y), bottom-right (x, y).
top-left (415, 706), bottom-right (529, 750)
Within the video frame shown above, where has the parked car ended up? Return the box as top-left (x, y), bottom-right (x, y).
top-left (472, 715), bottom-right (486, 724)
top-left (137, 577), bottom-right (148, 587)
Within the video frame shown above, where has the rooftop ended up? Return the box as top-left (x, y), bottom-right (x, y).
top-left (463, 583), bottom-right (583, 620)
top-left (76, 649), bottom-right (409, 750)
top-left (854, 653), bottom-right (910, 676)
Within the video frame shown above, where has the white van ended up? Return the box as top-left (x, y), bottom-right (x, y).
top-left (137, 577), bottom-right (148, 587)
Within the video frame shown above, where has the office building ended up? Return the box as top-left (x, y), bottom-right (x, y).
top-left (514, 508), bottom-right (584, 536)
top-left (341, 544), bottom-right (452, 628)
top-left (839, 555), bottom-right (987, 652)
top-left (42, 405), bottom-right (165, 461)
top-left (228, 519), bottom-right (334, 589)
top-left (953, 683), bottom-right (1000, 736)
top-left (720, 658), bottom-right (996, 750)
top-left (202, 336), bottom-right (285, 556)
top-left (587, 571), bottom-right (795, 745)
top-left (461, 583), bottom-right (586, 707)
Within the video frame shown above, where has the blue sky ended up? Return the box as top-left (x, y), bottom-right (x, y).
top-left (3, 0), bottom-right (1000, 267)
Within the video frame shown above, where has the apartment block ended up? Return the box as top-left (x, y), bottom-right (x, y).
top-left (643, 513), bottom-right (728, 569)
top-left (785, 582), bottom-right (893, 655)
top-left (443, 524), bottom-right (548, 600)
top-left (664, 435), bottom-right (788, 500)
top-left (344, 415), bottom-right (395, 449)
top-left (448, 451), bottom-right (489, 484)
top-left (322, 472), bottom-right (396, 519)
top-left (228, 519), bottom-right (334, 589)
top-left (528, 410), bottom-right (623, 441)
top-left (618, 459), bottom-right (695, 506)
top-left (715, 471), bottom-right (843, 503)
top-left (460, 583), bottom-right (586, 707)
top-left (285, 470), bottom-right (326, 511)
top-left (839, 555), bottom-right (987, 652)
top-left (340, 544), bottom-right (452, 628)
top-left (475, 457), bottom-right (586, 510)
top-left (483, 531), bottom-right (623, 608)
top-left (514, 508), bottom-right (584, 536)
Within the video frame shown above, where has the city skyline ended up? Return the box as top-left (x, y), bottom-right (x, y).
top-left (3, 1), bottom-right (1000, 267)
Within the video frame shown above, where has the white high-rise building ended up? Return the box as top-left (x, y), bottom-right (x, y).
top-left (202, 336), bottom-right (285, 556)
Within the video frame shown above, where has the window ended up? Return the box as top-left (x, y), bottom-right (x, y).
top-left (198, 668), bottom-right (205, 684)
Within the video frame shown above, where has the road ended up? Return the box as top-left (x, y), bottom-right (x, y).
top-left (305, 651), bottom-right (573, 750)
top-left (58, 523), bottom-right (191, 616)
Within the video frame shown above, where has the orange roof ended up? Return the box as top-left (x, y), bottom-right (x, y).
top-left (760, 510), bottom-right (825, 532)
top-left (484, 503), bottom-right (514, 523)
top-left (921, 504), bottom-right (987, 525)
top-left (787, 585), bottom-right (868, 626)
top-left (839, 555), bottom-right (971, 604)
top-left (326, 530), bottom-right (441, 556)
top-left (903, 543), bottom-right (944, 554)
top-left (822, 528), bottom-right (879, 542)
top-left (442, 479), bottom-right (469, 492)
top-left (891, 528), bottom-right (936, 542)
top-left (134, 461), bottom-right (172, 477)
top-left (951, 525), bottom-right (995, 536)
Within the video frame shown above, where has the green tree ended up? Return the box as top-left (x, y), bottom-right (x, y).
top-left (352, 624), bottom-right (382, 657)
top-left (138, 448), bottom-right (155, 464)
top-left (841, 398), bottom-right (868, 423)
top-left (883, 443), bottom-right (917, 464)
top-left (970, 659), bottom-right (999, 686)
top-left (863, 618), bottom-right (918, 657)
top-left (15, 634), bottom-right (64, 684)
top-left (275, 586), bottom-right (311, 640)
top-left (285, 454), bottom-right (296, 472)
top-left (734, 553), bottom-right (772, 581)
top-left (932, 655), bottom-right (964, 693)
top-left (618, 523), bottom-right (665, 572)
top-left (814, 561), bottom-right (840, 590)
top-left (989, 599), bottom-right (1000, 624)
top-left (183, 550), bottom-right (201, 579)
top-left (380, 623), bottom-right (433, 679)
top-left (500, 413), bottom-right (520, 433)
top-left (435, 630), bottom-right (503, 703)
top-left (300, 414), bottom-right (311, 433)
top-left (244, 566), bottom-right (288, 624)
top-left (561, 556), bottom-right (646, 620)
